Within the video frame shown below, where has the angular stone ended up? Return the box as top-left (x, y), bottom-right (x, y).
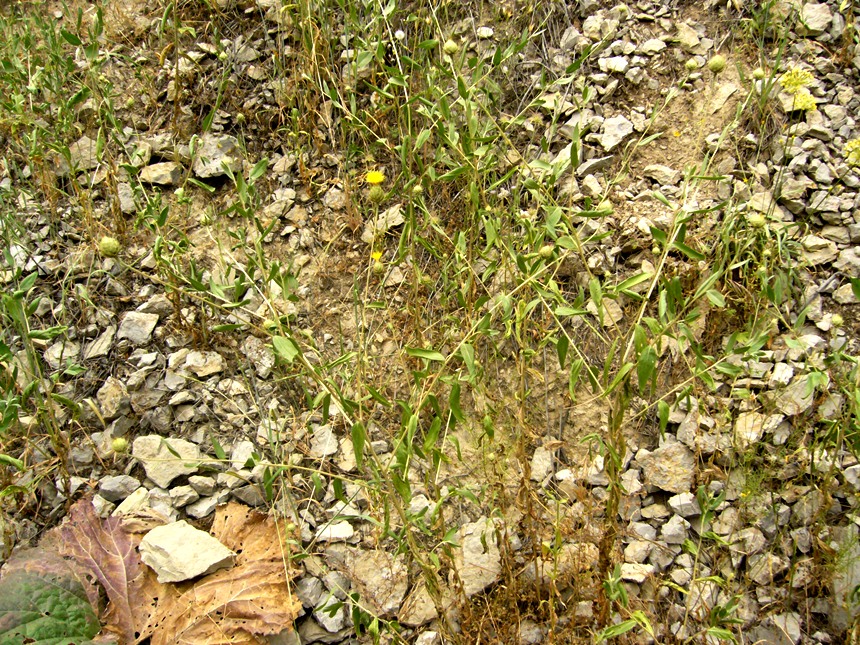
top-left (241, 336), bottom-right (275, 379)
top-left (186, 495), bottom-right (220, 519)
top-left (118, 312), bottom-right (159, 345)
top-left (140, 162), bottom-right (182, 185)
top-left (637, 443), bottom-right (695, 493)
top-left (84, 325), bottom-right (116, 360)
top-left (192, 133), bottom-right (242, 178)
top-left (643, 164), bottom-right (680, 185)
top-left (799, 2), bottom-right (832, 36)
top-left (325, 546), bottom-right (408, 617)
top-left (772, 375), bottom-right (815, 416)
top-left (315, 520), bottom-right (354, 543)
top-left (667, 492), bottom-right (700, 517)
top-left (530, 446), bottom-right (555, 482)
top-left (310, 425), bottom-right (339, 458)
top-left (169, 485), bottom-right (200, 507)
top-left (132, 435), bottom-right (200, 488)
top-left (97, 376), bottom-right (130, 420)
top-left (184, 350), bottom-right (225, 377)
top-left (361, 203), bottom-right (404, 243)
top-left (452, 517), bottom-right (501, 596)
top-left (640, 38), bottom-right (666, 55)
top-left (56, 135), bottom-right (99, 177)
top-left (98, 475), bottom-right (141, 502)
top-left (139, 520), bottom-right (235, 583)
top-left (43, 340), bottom-right (80, 370)
top-left (598, 115), bottom-right (633, 151)
top-left (734, 411), bottom-right (766, 450)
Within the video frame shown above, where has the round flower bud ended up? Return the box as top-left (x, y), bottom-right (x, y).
top-left (747, 213), bottom-right (767, 228)
top-left (832, 313), bottom-right (844, 328)
top-left (99, 236), bottom-right (120, 258)
top-left (752, 67), bottom-right (765, 80)
top-left (707, 54), bottom-right (727, 74)
top-left (685, 58), bottom-right (699, 71)
top-left (412, 184), bottom-right (424, 195)
top-left (372, 260), bottom-right (386, 275)
top-left (111, 437), bottom-right (129, 453)
top-left (443, 39), bottom-right (459, 55)
top-left (368, 185), bottom-right (385, 203)
top-left (539, 244), bottom-right (554, 259)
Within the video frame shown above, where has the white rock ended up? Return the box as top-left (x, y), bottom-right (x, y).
top-left (140, 162), bottom-right (182, 185)
top-left (667, 492), bottom-right (700, 517)
top-left (139, 520), bottom-right (235, 583)
top-left (132, 435), bottom-right (200, 488)
top-left (184, 350), bottom-right (225, 377)
top-left (637, 443), bottom-right (695, 493)
top-left (620, 562), bottom-right (654, 583)
top-left (192, 133), bottom-right (242, 178)
top-left (118, 312), bottom-right (159, 345)
top-left (315, 520), bottom-right (355, 542)
top-left (799, 2), bottom-right (832, 36)
top-left (734, 411), bottom-right (766, 450)
top-left (598, 115), bottom-right (633, 151)
top-left (325, 546), bottom-right (408, 617)
top-left (310, 425), bottom-right (339, 458)
top-left (530, 446), bottom-right (555, 481)
top-left (452, 517), bottom-right (501, 596)
top-left (361, 203), bottom-right (404, 243)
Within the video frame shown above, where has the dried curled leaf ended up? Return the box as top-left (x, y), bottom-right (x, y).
top-left (141, 502), bottom-right (302, 645)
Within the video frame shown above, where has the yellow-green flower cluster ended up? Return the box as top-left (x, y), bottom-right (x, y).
top-left (846, 139), bottom-right (860, 167)
top-left (791, 89), bottom-right (817, 111)
top-left (779, 66), bottom-right (817, 112)
top-left (779, 67), bottom-right (814, 94)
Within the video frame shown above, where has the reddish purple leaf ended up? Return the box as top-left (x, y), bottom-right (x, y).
top-left (56, 498), bottom-right (159, 644)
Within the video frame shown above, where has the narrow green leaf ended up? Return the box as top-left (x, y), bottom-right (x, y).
top-left (351, 422), bottom-right (366, 468)
top-left (406, 347), bottom-right (445, 362)
top-left (658, 400), bottom-right (670, 436)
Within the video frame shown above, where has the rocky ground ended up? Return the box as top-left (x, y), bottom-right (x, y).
top-left (2, 0), bottom-right (860, 643)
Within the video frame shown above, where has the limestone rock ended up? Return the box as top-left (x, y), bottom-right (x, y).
top-left (598, 115), bottom-right (633, 151)
top-left (192, 133), bottom-right (242, 178)
top-left (132, 435), bottom-right (200, 487)
top-left (451, 517), bottom-right (501, 596)
top-left (139, 520), bottom-right (235, 583)
top-left (637, 442), bottom-right (695, 493)
top-left (325, 546), bottom-right (408, 617)
top-left (118, 312), bottom-right (159, 345)
top-left (140, 162), bottom-right (182, 185)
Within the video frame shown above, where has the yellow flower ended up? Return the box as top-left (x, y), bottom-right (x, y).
top-left (845, 139), bottom-right (860, 167)
top-left (779, 67), bottom-right (814, 94)
top-left (791, 87), bottom-right (817, 112)
top-left (371, 251), bottom-right (383, 261)
top-left (366, 170), bottom-right (385, 185)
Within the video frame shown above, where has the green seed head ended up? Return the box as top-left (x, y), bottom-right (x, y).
top-left (539, 244), bottom-right (554, 259)
top-left (372, 260), bottom-right (386, 275)
top-left (111, 437), bottom-right (129, 453)
top-left (832, 313), bottom-right (844, 328)
top-left (752, 67), bottom-right (766, 80)
top-left (443, 39), bottom-right (459, 55)
top-left (368, 185), bottom-right (385, 203)
top-left (708, 55), bottom-right (727, 74)
top-left (685, 58), bottom-right (699, 72)
top-left (99, 236), bottom-right (120, 258)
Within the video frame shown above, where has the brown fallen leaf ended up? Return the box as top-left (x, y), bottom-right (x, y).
top-left (139, 502), bottom-right (302, 645)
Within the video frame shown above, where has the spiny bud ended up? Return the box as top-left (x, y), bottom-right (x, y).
top-left (99, 236), bottom-right (120, 258)
top-left (708, 54), bottom-right (727, 74)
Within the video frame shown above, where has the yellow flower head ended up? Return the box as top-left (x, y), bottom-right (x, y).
top-left (791, 87), bottom-right (817, 112)
top-left (371, 250), bottom-right (383, 261)
top-left (779, 67), bottom-right (814, 94)
top-left (845, 139), bottom-right (860, 167)
top-left (366, 170), bottom-right (385, 185)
